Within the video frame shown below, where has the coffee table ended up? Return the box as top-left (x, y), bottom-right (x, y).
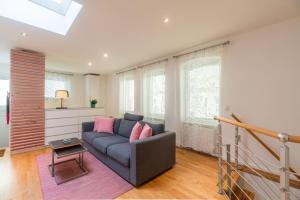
top-left (48, 138), bottom-right (88, 185)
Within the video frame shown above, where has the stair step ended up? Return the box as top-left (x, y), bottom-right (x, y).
top-left (220, 170), bottom-right (255, 200)
top-left (233, 189), bottom-right (255, 200)
top-left (222, 171), bottom-right (240, 191)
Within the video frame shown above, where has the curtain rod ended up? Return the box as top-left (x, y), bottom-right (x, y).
top-left (115, 58), bottom-right (168, 75)
top-left (115, 68), bottom-right (136, 75)
top-left (136, 58), bottom-right (168, 69)
top-left (116, 40), bottom-right (230, 75)
top-left (173, 41), bottom-right (230, 58)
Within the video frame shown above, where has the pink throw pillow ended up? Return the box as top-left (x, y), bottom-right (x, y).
top-left (129, 122), bottom-right (143, 143)
top-left (93, 116), bottom-right (114, 134)
top-left (139, 124), bottom-right (152, 140)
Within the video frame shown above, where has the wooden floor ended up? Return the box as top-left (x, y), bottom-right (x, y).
top-left (0, 147), bottom-right (224, 200)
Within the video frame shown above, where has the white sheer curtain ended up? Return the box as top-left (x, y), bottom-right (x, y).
top-left (118, 70), bottom-right (135, 116)
top-left (45, 72), bottom-right (72, 99)
top-left (139, 61), bottom-right (166, 122)
top-left (176, 46), bottom-right (223, 155)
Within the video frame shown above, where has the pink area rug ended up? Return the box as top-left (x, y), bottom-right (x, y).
top-left (36, 152), bottom-right (133, 200)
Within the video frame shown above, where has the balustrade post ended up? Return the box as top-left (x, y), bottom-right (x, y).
top-left (226, 144), bottom-right (232, 199)
top-left (278, 133), bottom-right (290, 200)
top-left (217, 121), bottom-right (223, 194)
top-left (235, 126), bottom-right (239, 171)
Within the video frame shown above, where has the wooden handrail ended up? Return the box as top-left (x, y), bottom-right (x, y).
top-left (289, 135), bottom-right (300, 143)
top-left (214, 116), bottom-right (300, 144)
top-left (231, 114), bottom-right (300, 181)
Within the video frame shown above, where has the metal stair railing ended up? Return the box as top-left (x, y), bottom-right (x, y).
top-left (215, 115), bottom-right (300, 200)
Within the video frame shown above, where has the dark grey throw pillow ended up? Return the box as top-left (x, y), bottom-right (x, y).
top-left (113, 118), bottom-right (121, 134)
top-left (118, 119), bottom-right (137, 138)
top-left (124, 113), bottom-right (144, 121)
top-left (140, 121), bottom-right (165, 135)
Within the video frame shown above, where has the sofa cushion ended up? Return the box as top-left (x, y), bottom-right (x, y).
top-left (93, 116), bottom-right (114, 133)
top-left (113, 118), bottom-right (121, 134)
top-left (118, 119), bottom-right (137, 138)
top-left (124, 113), bottom-right (144, 121)
top-left (139, 124), bottom-right (153, 139)
top-left (92, 135), bottom-right (128, 154)
top-left (129, 122), bottom-right (143, 143)
top-left (107, 143), bottom-right (131, 167)
top-left (140, 121), bottom-right (165, 135)
top-left (82, 131), bottom-right (112, 145)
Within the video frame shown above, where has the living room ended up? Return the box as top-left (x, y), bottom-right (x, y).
top-left (0, 0), bottom-right (300, 200)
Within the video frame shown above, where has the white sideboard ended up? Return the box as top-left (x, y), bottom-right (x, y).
top-left (45, 107), bottom-right (104, 145)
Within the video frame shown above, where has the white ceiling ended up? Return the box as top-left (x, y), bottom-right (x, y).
top-left (0, 0), bottom-right (299, 74)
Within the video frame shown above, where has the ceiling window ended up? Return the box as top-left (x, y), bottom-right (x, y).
top-left (142, 63), bottom-right (166, 120)
top-left (30, 0), bottom-right (72, 15)
top-left (0, 80), bottom-right (9, 106)
top-left (179, 49), bottom-right (222, 126)
top-left (0, 0), bottom-right (82, 35)
top-left (119, 71), bottom-right (135, 115)
top-left (45, 72), bottom-right (71, 99)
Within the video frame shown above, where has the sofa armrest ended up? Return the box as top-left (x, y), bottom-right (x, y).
top-left (82, 121), bottom-right (94, 132)
top-left (130, 132), bottom-right (176, 186)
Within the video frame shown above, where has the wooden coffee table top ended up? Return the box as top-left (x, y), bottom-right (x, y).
top-left (49, 138), bottom-right (81, 150)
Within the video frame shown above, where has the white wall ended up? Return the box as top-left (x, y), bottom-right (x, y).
top-left (104, 16), bottom-right (300, 173)
top-left (104, 74), bottom-right (118, 117)
top-left (219, 16), bottom-right (300, 199)
top-left (222, 16), bottom-right (300, 173)
top-left (84, 75), bottom-right (107, 108)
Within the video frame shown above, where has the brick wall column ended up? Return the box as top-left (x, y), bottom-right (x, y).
top-left (10, 49), bottom-right (45, 153)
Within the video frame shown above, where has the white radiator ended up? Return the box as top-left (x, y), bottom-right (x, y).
top-left (180, 123), bottom-right (217, 155)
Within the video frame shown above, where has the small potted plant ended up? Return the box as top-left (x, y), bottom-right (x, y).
top-left (90, 98), bottom-right (98, 108)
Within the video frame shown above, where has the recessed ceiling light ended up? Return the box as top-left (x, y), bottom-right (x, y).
top-left (163, 17), bottom-right (169, 23)
top-left (88, 62), bottom-right (92, 66)
top-left (20, 32), bottom-right (28, 37)
top-left (103, 53), bottom-right (108, 58)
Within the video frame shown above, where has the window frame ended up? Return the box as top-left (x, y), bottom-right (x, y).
top-left (119, 73), bottom-right (135, 114)
top-left (142, 67), bottom-right (166, 120)
top-left (181, 56), bottom-right (221, 126)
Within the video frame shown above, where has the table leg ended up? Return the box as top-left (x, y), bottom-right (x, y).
top-left (52, 150), bottom-right (54, 177)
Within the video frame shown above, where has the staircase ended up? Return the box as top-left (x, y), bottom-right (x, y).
top-left (222, 165), bottom-right (255, 200)
top-left (215, 114), bottom-right (300, 200)
top-left (221, 170), bottom-right (255, 200)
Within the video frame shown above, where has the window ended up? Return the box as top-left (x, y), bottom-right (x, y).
top-left (30, 0), bottom-right (73, 15)
top-left (0, 80), bottom-right (9, 106)
top-left (45, 72), bottom-right (71, 98)
top-left (119, 71), bottom-right (135, 115)
top-left (180, 55), bottom-right (221, 126)
top-left (0, 0), bottom-right (82, 35)
top-left (142, 66), bottom-right (165, 120)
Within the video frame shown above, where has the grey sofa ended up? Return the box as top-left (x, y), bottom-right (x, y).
top-left (81, 113), bottom-right (176, 186)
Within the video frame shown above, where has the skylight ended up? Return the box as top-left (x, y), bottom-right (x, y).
top-left (30, 0), bottom-right (72, 16)
top-left (0, 0), bottom-right (82, 35)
